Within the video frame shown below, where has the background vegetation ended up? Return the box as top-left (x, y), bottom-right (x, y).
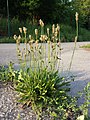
top-left (0, 0), bottom-right (90, 42)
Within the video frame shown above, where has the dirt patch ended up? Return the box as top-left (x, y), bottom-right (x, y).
top-left (83, 48), bottom-right (90, 51)
top-left (80, 47), bottom-right (90, 51)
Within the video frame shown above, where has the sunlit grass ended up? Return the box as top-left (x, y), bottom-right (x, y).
top-left (81, 44), bottom-right (90, 48)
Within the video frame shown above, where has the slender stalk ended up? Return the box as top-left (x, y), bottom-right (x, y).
top-left (69, 21), bottom-right (78, 71)
top-left (44, 41), bottom-right (46, 68)
top-left (76, 20), bottom-right (78, 38)
top-left (29, 48), bottom-right (31, 68)
top-left (68, 36), bottom-right (77, 71)
top-left (25, 33), bottom-right (27, 55)
top-left (48, 41), bottom-right (50, 69)
top-left (58, 26), bottom-right (62, 70)
top-left (69, 14), bottom-right (78, 71)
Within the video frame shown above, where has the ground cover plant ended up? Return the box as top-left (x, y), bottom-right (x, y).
top-left (80, 44), bottom-right (90, 48)
top-left (0, 13), bottom-right (90, 120)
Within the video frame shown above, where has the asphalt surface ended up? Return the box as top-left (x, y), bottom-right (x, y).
top-left (0, 42), bottom-right (90, 112)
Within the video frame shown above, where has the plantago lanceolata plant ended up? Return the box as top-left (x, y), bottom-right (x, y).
top-left (69, 12), bottom-right (79, 71)
top-left (12, 14), bottom-right (89, 120)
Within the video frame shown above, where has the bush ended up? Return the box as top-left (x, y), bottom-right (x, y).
top-left (0, 37), bottom-right (15, 43)
top-left (79, 28), bottom-right (90, 41)
top-left (0, 18), bottom-right (8, 36)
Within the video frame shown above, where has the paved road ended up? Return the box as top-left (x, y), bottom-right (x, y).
top-left (0, 42), bottom-right (90, 65)
top-left (61, 42), bottom-right (90, 97)
top-left (0, 42), bottom-right (90, 110)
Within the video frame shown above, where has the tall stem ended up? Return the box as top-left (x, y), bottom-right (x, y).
top-left (76, 21), bottom-right (78, 38)
top-left (69, 16), bottom-right (78, 71)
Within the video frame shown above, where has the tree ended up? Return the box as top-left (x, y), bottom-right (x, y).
top-left (0, 0), bottom-right (89, 29)
top-left (0, 0), bottom-right (6, 16)
top-left (21, 0), bottom-right (40, 20)
top-left (0, 0), bottom-right (24, 18)
top-left (20, 0), bottom-right (56, 23)
top-left (52, 0), bottom-right (74, 24)
top-left (72, 0), bottom-right (90, 29)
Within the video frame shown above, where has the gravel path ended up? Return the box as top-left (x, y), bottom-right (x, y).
top-left (0, 42), bottom-right (90, 119)
top-left (0, 82), bottom-right (36, 120)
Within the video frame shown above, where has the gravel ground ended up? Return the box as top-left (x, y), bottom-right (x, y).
top-left (0, 82), bottom-right (36, 120)
top-left (0, 42), bottom-right (90, 119)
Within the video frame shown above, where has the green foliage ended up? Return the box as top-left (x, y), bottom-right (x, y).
top-left (0, 18), bottom-right (90, 43)
top-left (0, 37), bottom-right (15, 43)
top-left (0, 18), bottom-right (7, 32)
top-left (15, 67), bottom-right (73, 119)
top-left (38, 0), bottom-right (56, 23)
top-left (0, 0), bottom-right (90, 29)
top-left (79, 28), bottom-right (90, 41)
top-left (10, 17), bottom-right (23, 35)
top-left (72, 0), bottom-right (90, 29)
top-left (60, 24), bottom-right (75, 42)
top-left (78, 82), bottom-right (90, 119)
top-left (0, 66), bottom-right (8, 81)
top-left (80, 44), bottom-right (90, 48)
top-left (0, 62), bottom-right (18, 82)
top-left (21, 0), bottom-right (41, 11)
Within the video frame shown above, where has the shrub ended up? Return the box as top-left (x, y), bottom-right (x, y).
top-left (0, 37), bottom-right (15, 43)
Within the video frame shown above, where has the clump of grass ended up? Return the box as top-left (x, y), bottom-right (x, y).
top-left (80, 44), bottom-right (90, 48)
top-left (12, 15), bottom-right (80, 120)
